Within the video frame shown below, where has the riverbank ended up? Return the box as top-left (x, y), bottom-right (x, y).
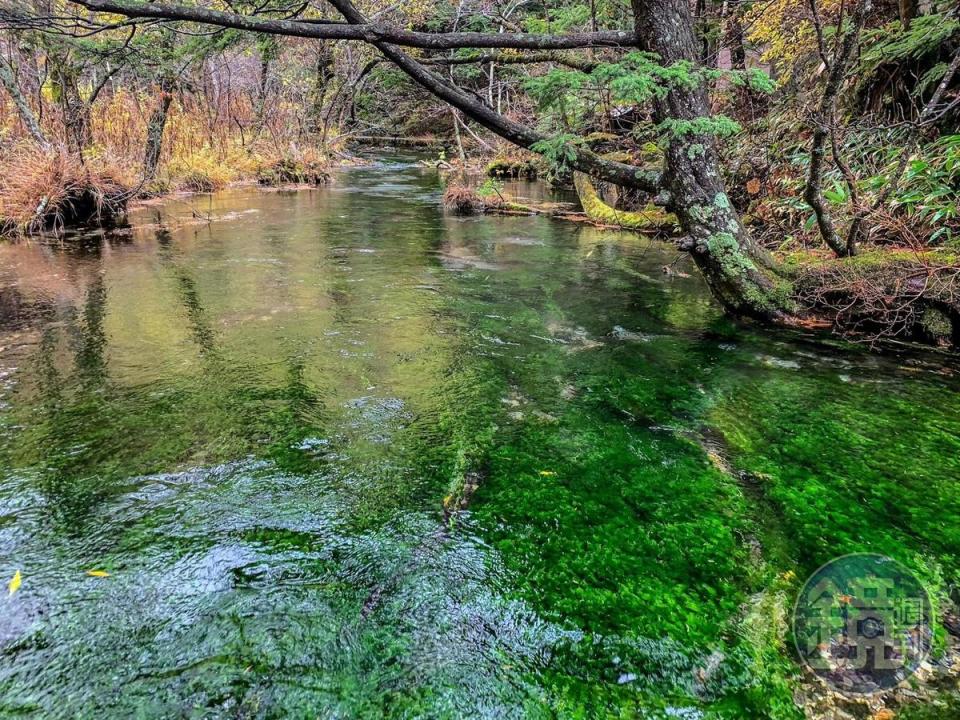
top-left (0, 139), bottom-right (365, 238)
top-left (5, 139), bottom-right (960, 352)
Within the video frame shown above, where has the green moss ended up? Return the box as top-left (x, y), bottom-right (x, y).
top-left (920, 307), bottom-right (953, 338)
top-left (707, 369), bottom-right (960, 584)
top-left (485, 156), bottom-right (539, 179)
top-left (573, 172), bottom-right (677, 231)
top-left (706, 231), bottom-right (758, 276)
top-left (784, 248), bottom-right (960, 273)
top-left (582, 131), bottom-right (619, 149)
top-left (3, 167), bottom-right (959, 718)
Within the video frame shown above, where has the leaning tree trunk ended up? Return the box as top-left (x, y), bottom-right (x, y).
top-left (629, 0), bottom-right (789, 319)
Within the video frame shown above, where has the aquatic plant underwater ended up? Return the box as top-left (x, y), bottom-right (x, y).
top-left (0, 161), bottom-right (958, 718)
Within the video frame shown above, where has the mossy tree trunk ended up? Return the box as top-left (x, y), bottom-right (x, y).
top-left (629, 0), bottom-right (791, 319)
top-left (573, 171), bottom-right (677, 231)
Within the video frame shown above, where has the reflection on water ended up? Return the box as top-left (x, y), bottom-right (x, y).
top-left (1, 157), bottom-right (959, 718)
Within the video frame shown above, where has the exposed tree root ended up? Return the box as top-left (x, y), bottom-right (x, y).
top-left (789, 249), bottom-right (960, 347)
top-left (442, 183), bottom-right (485, 214)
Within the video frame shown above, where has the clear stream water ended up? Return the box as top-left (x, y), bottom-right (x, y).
top-left (0, 157), bottom-right (958, 718)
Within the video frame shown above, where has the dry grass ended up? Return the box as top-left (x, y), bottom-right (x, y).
top-left (257, 149), bottom-right (331, 186)
top-left (167, 146), bottom-right (240, 192)
top-left (0, 144), bottom-right (133, 234)
top-left (442, 184), bottom-right (484, 215)
top-left (1, 86), bottom-right (350, 232)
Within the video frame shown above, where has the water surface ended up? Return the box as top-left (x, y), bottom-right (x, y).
top-left (1, 158), bottom-right (958, 718)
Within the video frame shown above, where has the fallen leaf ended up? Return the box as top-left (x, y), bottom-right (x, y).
top-left (8, 570), bottom-right (21, 596)
top-left (86, 570), bottom-right (110, 578)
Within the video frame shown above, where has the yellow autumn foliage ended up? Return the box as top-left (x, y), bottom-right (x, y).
top-left (745, 0), bottom-right (843, 67)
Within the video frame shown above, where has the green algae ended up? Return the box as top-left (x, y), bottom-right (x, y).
top-left (0, 157), bottom-right (957, 718)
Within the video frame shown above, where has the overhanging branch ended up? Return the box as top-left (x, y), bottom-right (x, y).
top-left (68, 0), bottom-right (637, 49)
top-left (422, 51), bottom-right (598, 72)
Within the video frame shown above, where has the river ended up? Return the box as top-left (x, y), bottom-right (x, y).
top-left (0, 156), bottom-right (958, 718)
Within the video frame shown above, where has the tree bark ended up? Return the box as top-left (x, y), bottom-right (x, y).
top-left (307, 41), bottom-right (333, 135)
top-left (142, 74), bottom-right (174, 181)
top-left (422, 51), bottom-right (598, 72)
top-left (63, 98), bottom-right (91, 153)
top-left (0, 55), bottom-right (49, 146)
top-left (899, 0), bottom-right (920, 30)
top-left (50, 60), bottom-right (92, 154)
top-left (71, 0), bottom-right (636, 50)
top-left (629, 0), bottom-right (788, 318)
top-left (251, 35), bottom-right (278, 142)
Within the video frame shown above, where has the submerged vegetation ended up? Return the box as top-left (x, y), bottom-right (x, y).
top-left (1, 177), bottom-right (959, 718)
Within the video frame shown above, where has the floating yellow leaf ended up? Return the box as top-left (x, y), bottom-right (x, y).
top-left (86, 570), bottom-right (110, 578)
top-left (8, 570), bottom-right (21, 596)
top-left (538, 470), bottom-right (556, 477)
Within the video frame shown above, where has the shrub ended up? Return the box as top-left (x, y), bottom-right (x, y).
top-left (167, 147), bottom-right (235, 192)
top-left (485, 156), bottom-right (539, 179)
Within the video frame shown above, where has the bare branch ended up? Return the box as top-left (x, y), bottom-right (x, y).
top-left (67, 0), bottom-right (637, 49)
top-left (422, 51), bottom-right (598, 72)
